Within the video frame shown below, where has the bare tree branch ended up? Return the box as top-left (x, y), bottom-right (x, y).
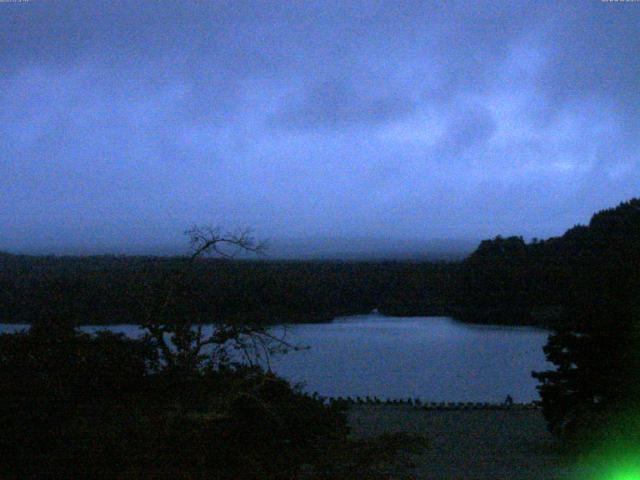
top-left (136, 226), bottom-right (297, 375)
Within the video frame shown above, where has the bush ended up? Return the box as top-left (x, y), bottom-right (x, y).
top-left (532, 290), bottom-right (640, 447)
top-left (0, 325), bottom-right (426, 479)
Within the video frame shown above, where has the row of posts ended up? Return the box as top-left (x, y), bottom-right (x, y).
top-left (310, 393), bottom-right (539, 410)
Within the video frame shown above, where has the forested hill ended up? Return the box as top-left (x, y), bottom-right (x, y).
top-left (0, 253), bottom-right (461, 325)
top-left (469, 198), bottom-right (640, 263)
top-left (455, 198), bottom-right (640, 325)
top-left (1, 198), bottom-right (638, 327)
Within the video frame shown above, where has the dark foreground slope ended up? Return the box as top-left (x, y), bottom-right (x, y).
top-left (349, 405), bottom-right (595, 480)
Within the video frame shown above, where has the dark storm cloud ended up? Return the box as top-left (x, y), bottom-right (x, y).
top-left (1, 1), bottom-right (639, 253)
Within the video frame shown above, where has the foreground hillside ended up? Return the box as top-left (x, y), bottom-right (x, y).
top-left (349, 405), bottom-right (594, 479)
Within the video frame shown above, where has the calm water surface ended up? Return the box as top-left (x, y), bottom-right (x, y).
top-left (0, 315), bottom-right (551, 403)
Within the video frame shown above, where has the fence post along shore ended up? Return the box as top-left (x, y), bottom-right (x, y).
top-left (322, 396), bottom-right (539, 410)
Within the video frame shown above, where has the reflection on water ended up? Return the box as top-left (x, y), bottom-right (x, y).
top-left (0, 315), bottom-right (551, 402)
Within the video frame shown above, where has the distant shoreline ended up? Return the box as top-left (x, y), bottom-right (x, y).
top-left (0, 309), bottom-right (557, 329)
top-left (0, 253), bottom-right (563, 329)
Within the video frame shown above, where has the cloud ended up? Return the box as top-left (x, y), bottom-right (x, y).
top-left (273, 78), bottom-right (416, 130)
top-left (430, 103), bottom-right (497, 161)
top-left (1, 1), bottom-right (639, 252)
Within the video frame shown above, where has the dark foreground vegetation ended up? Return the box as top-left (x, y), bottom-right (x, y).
top-left (0, 322), bottom-right (428, 479)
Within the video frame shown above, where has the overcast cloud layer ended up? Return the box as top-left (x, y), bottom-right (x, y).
top-left (2, 1), bottom-right (639, 254)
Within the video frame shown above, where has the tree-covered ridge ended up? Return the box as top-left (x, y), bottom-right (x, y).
top-left (0, 255), bottom-right (460, 325)
top-left (480, 197), bottom-right (640, 261)
top-left (456, 198), bottom-right (640, 325)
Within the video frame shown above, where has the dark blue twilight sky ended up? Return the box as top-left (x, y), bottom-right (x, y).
top-left (1, 1), bottom-right (639, 254)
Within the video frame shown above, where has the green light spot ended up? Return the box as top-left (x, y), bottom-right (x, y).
top-left (610, 468), bottom-right (640, 479)
top-left (604, 459), bottom-right (640, 480)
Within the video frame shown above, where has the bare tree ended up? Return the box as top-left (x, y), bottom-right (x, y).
top-left (185, 226), bottom-right (266, 261)
top-left (137, 226), bottom-right (299, 375)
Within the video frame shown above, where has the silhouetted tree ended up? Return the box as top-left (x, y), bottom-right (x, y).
top-left (532, 199), bottom-right (640, 445)
top-left (135, 226), bottom-right (300, 374)
top-left (532, 294), bottom-right (640, 440)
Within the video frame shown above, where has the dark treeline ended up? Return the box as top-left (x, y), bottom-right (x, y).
top-left (457, 197), bottom-right (640, 326)
top-left (0, 254), bottom-right (462, 325)
top-left (1, 198), bottom-right (639, 328)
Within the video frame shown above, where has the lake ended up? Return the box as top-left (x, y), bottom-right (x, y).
top-left (0, 315), bottom-right (551, 403)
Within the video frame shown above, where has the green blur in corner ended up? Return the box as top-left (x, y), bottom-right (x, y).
top-left (574, 428), bottom-right (640, 480)
top-left (560, 406), bottom-right (640, 480)
top-left (602, 454), bottom-right (640, 480)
